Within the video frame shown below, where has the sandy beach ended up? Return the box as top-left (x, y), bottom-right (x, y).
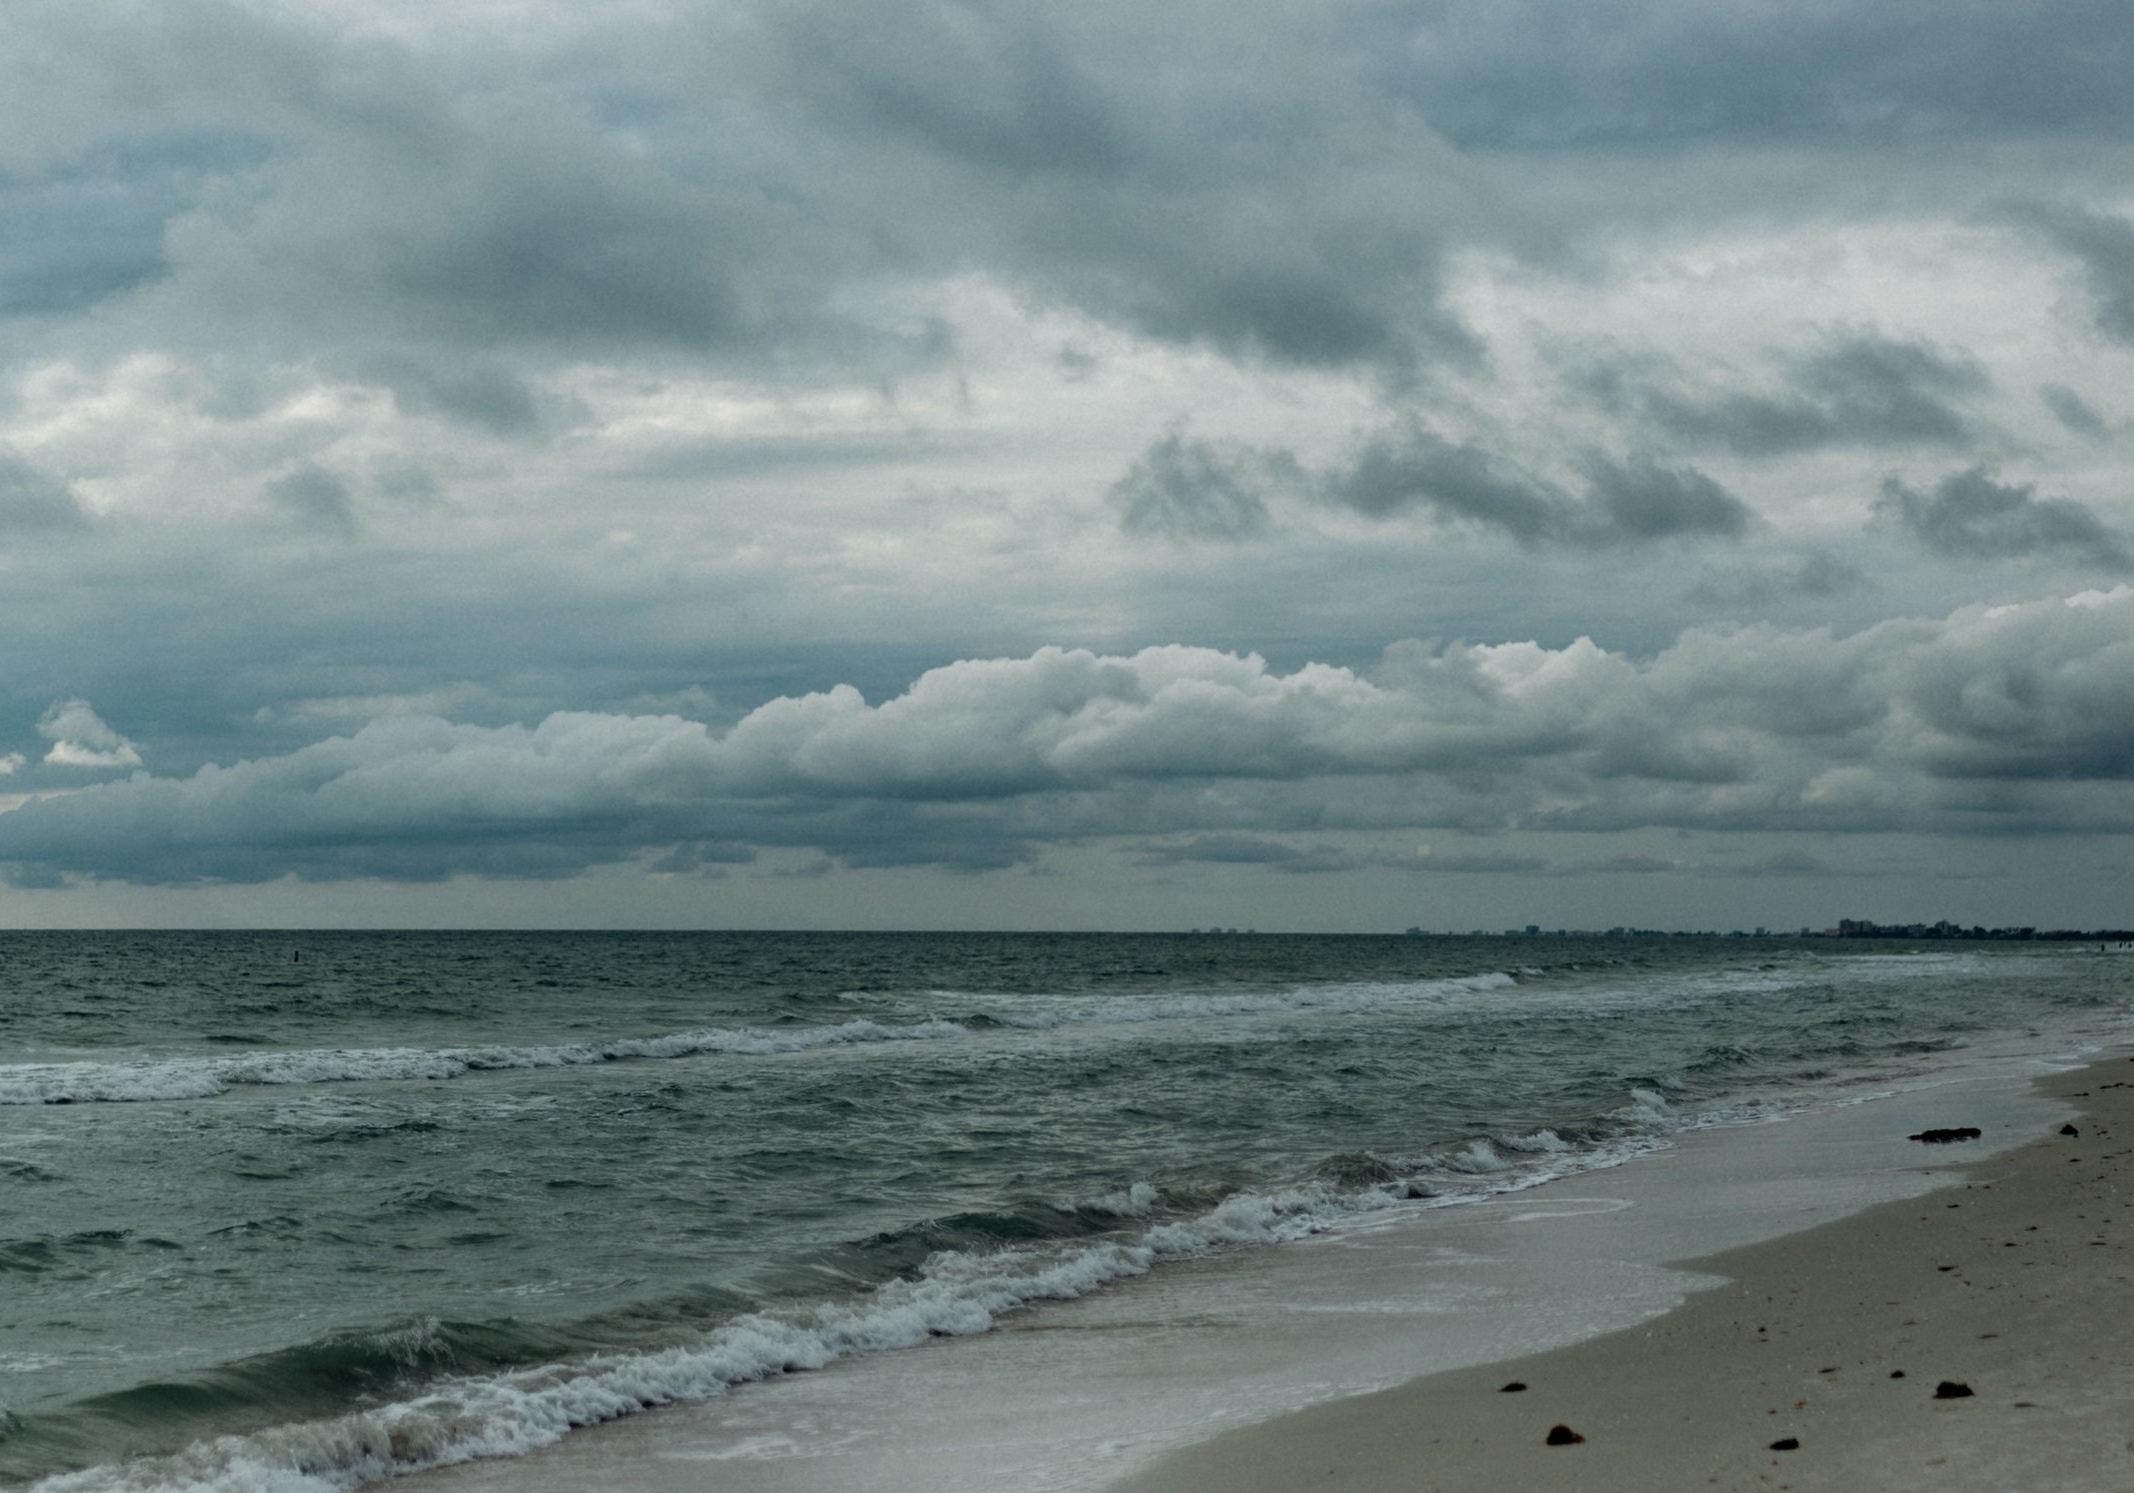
top-left (395, 1035), bottom-right (2099, 1493)
top-left (1112, 1055), bottom-right (2134, 1493)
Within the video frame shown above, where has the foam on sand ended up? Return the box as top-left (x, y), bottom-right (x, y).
top-left (1108, 1054), bottom-right (2131, 1493)
top-left (24, 1083), bottom-right (1706, 1493)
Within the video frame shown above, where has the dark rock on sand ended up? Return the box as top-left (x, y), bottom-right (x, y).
top-left (1545, 1424), bottom-right (1585, 1446)
top-left (2061, 1124), bottom-right (2080, 1137)
top-left (1934, 1380), bottom-right (1975, 1399)
top-left (1890, 1370), bottom-right (1907, 1378)
top-left (1499, 1381), bottom-right (1528, 1393)
top-left (1769, 1437), bottom-right (1800, 1451)
top-left (1909, 1127), bottom-right (1983, 1143)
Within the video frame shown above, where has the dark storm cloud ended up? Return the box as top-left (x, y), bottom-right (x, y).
top-left (8, 0), bottom-right (2134, 394)
top-left (2019, 205), bottom-right (2134, 342)
top-left (1132, 834), bottom-right (1372, 874)
top-left (264, 466), bottom-right (357, 536)
top-left (1578, 454), bottom-right (1754, 541)
top-left (0, 153), bottom-right (177, 317)
top-left (2039, 384), bottom-right (2111, 439)
top-left (1592, 334), bottom-right (1990, 457)
top-left (1395, 0), bottom-right (2134, 151)
top-left (1317, 425), bottom-right (1753, 546)
top-left (1876, 466), bottom-right (2132, 570)
top-left (9, 1), bottom-right (2134, 914)
top-left (1416, 850), bottom-right (1552, 875)
top-left (6, 590), bottom-right (2132, 885)
top-left (1107, 429), bottom-right (1296, 541)
top-left (358, 356), bottom-right (552, 438)
top-left (1687, 549), bottom-right (1867, 606)
top-left (1720, 851), bottom-right (1837, 878)
top-left (617, 430), bottom-right (983, 483)
top-left (1131, 835), bottom-right (1550, 876)
top-left (757, 0), bottom-right (1480, 373)
top-left (1788, 336), bottom-right (1990, 445)
top-left (1326, 426), bottom-right (1567, 539)
top-left (0, 452), bottom-right (91, 532)
top-left (0, 3), bottom-right (903, 381)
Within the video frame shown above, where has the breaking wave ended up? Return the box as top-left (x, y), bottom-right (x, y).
top-left (0, 972), bottom-right (1520, 1106)
top-left (22, 1090), bottom-right (1678, 1493)
top-left (0, 1020), bottom-right (974, 1105)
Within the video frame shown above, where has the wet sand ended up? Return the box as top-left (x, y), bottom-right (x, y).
top-left (1109, 1055), bottom-right (2134, 1493)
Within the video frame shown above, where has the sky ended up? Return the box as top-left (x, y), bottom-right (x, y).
top-left (2, 0), bottom-right (2132, 931)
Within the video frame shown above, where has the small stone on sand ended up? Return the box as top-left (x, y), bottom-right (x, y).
top-left (1545, 1424), bottom-right (1585, 1446)
top-left (1769, 1437), bottom-right (1800, 1451)
top-left (1499, 1381), bottom-right (1527, 1393)
top-left (1934, 1381), bottom-right (1975, 1399)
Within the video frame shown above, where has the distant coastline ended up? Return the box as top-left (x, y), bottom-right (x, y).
top-left (1403, 921), bottom-right (2134, 941)
top-left (1826, 917), bottom-right (2134, 942)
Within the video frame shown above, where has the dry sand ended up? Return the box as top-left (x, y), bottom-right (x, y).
top-left (1108, 1055), bottom-right (2134, 1493)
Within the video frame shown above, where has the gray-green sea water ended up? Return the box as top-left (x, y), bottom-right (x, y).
top-left (3, 932), bottom-right (2129, 1490)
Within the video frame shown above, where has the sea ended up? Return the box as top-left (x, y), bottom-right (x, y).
top-left (3, 931), bottom-right (2130, 1492)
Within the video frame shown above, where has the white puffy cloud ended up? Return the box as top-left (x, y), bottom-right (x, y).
top-left (36, 699), bottom-right (142, 770)
top-left (2, 589), bottom-right (2129, 885)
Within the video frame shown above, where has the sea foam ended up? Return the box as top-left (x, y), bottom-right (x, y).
top-left (26, 1091), bottom-right (1682, 1493)
top-left (0, 972), bottom-right (1521, 1106)
top-left (0, 1020), bottom-right (972, 1106)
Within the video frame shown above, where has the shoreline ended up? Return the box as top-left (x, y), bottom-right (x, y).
top-left (1107, 1053), bottom-right (2134, 1493)
top-left (400, 1040), bottom-right (2090, 1493)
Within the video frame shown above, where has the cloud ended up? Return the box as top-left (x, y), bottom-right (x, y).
top-left (1393, 1), bottom-right (2134, 152)
top-left (359, 355), bottom-right (551, 438)
top-left (1132, 834), bottom-right (1387, 875)
top-left (1320, 424), bottom-right (1753, 546)
top-left (1326, 424), bottom-right (1567, 540)
top-left (1687, 548), bottom-right (1867, 606)
top-left (1132, 835), bottom-right (1548, 877)
top-left (5, 0), bottom-right (2133, 413)
top-left (264, 465), bottom-right (357, 535)
top-left (2039, 383), bottom-right (2111, 439)
top-left (5, 588), bottom-right (2132, 884)
top-left (1578, 453), bottom-right (1754, 541)
top-left (1876, 465), bottom-right (2132, 570)
top-left (37, 698), bottom-right (141, 770)
top-left (1107, 427), bottom-right (1297, 540)
top-left (1414, 848), bottom-right (1553, 875)
top-left (0, 0), bottom-right (1491, 386)
top-left (0, 451), bottom-right (91, 531)
top-left (2020, 204), bottom-right (2134, 343)
top-left (1590, 333), bottom-right (1990, 457)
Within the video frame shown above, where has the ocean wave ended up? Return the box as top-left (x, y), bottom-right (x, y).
top-left (24, 1093), bottom-right (1686, 1493)
top-left (0, 1019), bottom-right (974, 1106)
top-left (0, 1230), bottom-right (181, 1278)
top-left (969, 971), bottom-right (1519, 1030)
top-left (0, 972), bottom-right (1526, 1106)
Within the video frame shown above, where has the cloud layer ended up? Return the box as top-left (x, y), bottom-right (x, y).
top-left (5, 588), bottom-right (2128, 886)
top-left (2, 1), bottom-right (2132, 923)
